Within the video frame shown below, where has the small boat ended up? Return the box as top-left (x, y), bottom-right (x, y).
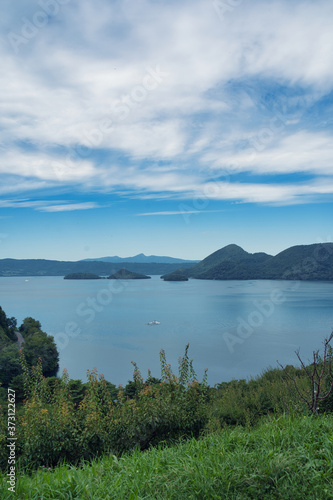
top-left (146, 320), bottom-right (160, 326)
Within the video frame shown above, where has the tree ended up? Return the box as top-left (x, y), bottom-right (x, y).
top-left (279, 332), bottom-right (333, 414)
top-left (0, 345), bottom-right (22, 386)
top-left (0, 307), bottom-right (16, 345)
top-left (19, 317), bottom-right (42, 337)
top-left (22, 332), bottom-right (59, 377)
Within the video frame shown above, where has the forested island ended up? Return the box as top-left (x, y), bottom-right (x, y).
top-left (64, 269), bottom-right (151, 280)
top-left (64, 273), bottom-right (103, 280)
top-left (108, 268), bottom-right (151, 279)
top-left (161, 269), bottom-right (189, 281)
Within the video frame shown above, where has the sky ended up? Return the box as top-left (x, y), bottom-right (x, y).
top-left (0, 0), bottom-right (332, 261)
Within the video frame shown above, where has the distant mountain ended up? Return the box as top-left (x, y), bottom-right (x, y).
top-left (0, 259), bottom-right (195, 277)
top-left (82, 253), bottom-right (198, 264)
top-left (186, 243), bottom-right (333, 281)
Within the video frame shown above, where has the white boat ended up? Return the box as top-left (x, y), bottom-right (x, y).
top-left (147, 320), bottom-right (160, 326)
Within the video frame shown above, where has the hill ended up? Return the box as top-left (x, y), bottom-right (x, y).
top-left (186, 243), bottom-right (333, 280)
top-left (261, 243), bottom-right (333, 280)
top-left (188, 244), bottom-right (272, 280)
top-left (108, 268), bottom-right (151, 279)
top-left (82, 253), bottom-right (198, 264)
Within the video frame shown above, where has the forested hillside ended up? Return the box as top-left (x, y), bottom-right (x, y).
top-left (0, 307), bottom-right (59, 391)
top-left (185, 243), bottom-right (333, 280)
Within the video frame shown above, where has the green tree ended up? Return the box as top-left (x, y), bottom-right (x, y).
top-left (19, 317), bottom-right (42, 337)
top-left (0, 345), bottom-right (22, 386)
top-left (0, 307), bottom-right (17, 345)
top-left (22, 332), bottom-right (59, 377)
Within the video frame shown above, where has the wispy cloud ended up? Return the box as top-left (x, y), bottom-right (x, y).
top-left (0, 199), bottom-right (101, 212)
top-left (136, 210), bottom-right (225, 216)
top-left (0, 0), bottom-right (333, 206)
top-left (37, 202), bottom-right (100, 212)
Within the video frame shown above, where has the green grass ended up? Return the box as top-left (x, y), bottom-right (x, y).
top-left (2, 414), bottom-right (333, 499)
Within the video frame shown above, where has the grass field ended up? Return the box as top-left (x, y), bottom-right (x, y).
top-left (1, 413), bottom-right (333, 499)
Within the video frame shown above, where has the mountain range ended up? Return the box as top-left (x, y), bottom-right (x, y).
top-left (0, 243), bottom-right (332, 280)
top-left (81, 253), bottom-right (198, 264)
top-left (0, 258), bottom-right (195, 277)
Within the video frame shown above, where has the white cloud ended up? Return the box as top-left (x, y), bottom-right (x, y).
top-left (39, 202), bottom-right (100, 212)
top-left (0, 199), bottom-right (100, 212)
top-left (1, 0), bottom-right (333, 205)
top-left (203, 131), bottom-right (333, 176)
top-left (198, 178), bottom-right (333, 205)
top-left (136, 210), bottom-right (225, 216)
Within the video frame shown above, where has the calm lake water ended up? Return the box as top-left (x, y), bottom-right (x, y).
top-left (1, 276), bottom-right (332, 386)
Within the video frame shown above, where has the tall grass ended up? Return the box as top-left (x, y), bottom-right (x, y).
top-left (1, 414), bottom-right (332, 499)
top-left (1, 344), bottom-right (333, 497)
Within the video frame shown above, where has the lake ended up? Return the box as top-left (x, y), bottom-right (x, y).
top-left (1, 276), bottom-right (332, 386)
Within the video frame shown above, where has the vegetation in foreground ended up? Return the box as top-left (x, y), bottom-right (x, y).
top-left (0, 414), bottom-right (333, 499)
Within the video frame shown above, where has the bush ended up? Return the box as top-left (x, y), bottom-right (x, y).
top-left (1, 345), bottom-right (209, 472)
top-left (208, 366), bottom-right (309, 429)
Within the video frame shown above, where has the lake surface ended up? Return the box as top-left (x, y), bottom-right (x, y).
top-left (1, 276), bottom-right (332, 386)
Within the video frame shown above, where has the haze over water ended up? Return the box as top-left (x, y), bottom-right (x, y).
top-left (1, 276), bottom-right (332, 386)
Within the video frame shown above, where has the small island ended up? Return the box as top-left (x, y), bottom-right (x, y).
top-left (64, 273), bottom-right (103, 280)
top-left (108, 268), bottom-right (151, 280)
top-left (161, 269), bottom-right (189, 281)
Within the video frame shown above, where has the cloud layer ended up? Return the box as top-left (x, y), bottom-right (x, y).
top-left (1, 0), bottom-right (333, 207)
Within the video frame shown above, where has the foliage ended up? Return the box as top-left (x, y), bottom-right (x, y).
top-left (0, 308), bottom-right (59, 388)
top-left (0, 345), bottom-right (210, 472)
top-left (1, 334), bottom-right (333, 481)
top-left (0, 306), bottom-right (17, 346)
top-left (0, 345), bottom-right (22, 386)
top-left (279, 332), bottom-right (333, 414)
top-left (208, 365), bottom-right (308, 429)
top-left (19, 317), bottom-right (42, 337)
top-left (21, 331), bottom-right (59, 377)
top-left (1, 414), bottom-right (333, 499)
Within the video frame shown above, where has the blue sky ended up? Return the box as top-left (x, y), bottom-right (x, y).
top-left (0, 0), bottom-right (332, 261)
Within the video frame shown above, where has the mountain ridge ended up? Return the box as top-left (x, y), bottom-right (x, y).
top-left (1, 243), bottom-right (333, 280)
top-left (186, 243), bottom-right (333, 281)
top-left (81, 254), bottom-right (199, 264)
